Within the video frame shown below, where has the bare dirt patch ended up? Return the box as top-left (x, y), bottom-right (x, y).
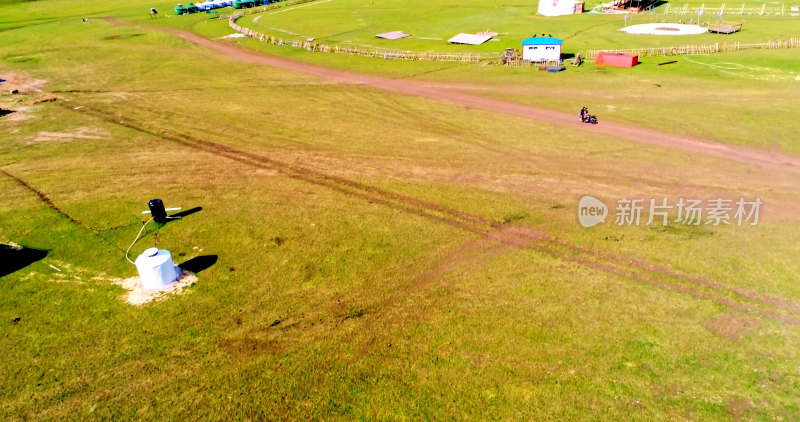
top-left (0, 70), bottom-right (52, 122)
top-left (0, 70), bottom-right (47, 94)
top-left (725, 396), bottom-right (755, 420)
top-left (114, 270), bottom-right (198, 306)
top-left (1, 105), bottom-right (32, 122)
top-left (704, 312), bottom-right (762, 340)
top-left (31, 127), bottom-right (111, 143)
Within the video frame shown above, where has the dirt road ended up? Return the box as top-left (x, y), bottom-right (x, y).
top-left (106, 18), bottom-right (800, 175)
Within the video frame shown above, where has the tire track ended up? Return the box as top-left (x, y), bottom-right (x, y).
top-left (0, 168), bottom-right (135, 255)
top-left (489, 226), bottom-right (800, 327)
top-left (0, 168), bottom-right (94, 231)
top-left (60, 102), bottom-right (800, 326)
top-left (1, 168), bottom-right (142, 234)
top-left (63, 102), bottom-right (493, 234)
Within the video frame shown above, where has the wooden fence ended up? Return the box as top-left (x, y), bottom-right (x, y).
top-left (584, 38), bottom-right (800, 59)
top-left (663, 3), bottom-right (799, 16)
top-left (218, 0), bottom-right (320, 20)
top-left (503, 58), bottom-right (563, 67)
top-left (228, 14), bottom-right (481, 62)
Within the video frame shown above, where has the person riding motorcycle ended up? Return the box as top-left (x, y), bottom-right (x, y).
top-left (579, 107), bottom-right (597, 124)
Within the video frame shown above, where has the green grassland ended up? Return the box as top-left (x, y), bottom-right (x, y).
top-left (2, 0), bottom-right (800, 419)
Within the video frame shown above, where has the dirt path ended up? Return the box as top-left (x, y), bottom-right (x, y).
top-left (105, 18), bottom-right (800, 175)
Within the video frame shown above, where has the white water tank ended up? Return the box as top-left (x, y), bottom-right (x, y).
top-left (135, 248), bottom-right (179, 290)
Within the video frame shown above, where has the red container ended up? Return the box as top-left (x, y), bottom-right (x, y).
top-left (595, 52), bottom-right (638, 67)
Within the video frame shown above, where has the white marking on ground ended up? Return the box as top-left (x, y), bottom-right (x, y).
top-left (620, 23), bottom-right (707, 35)
top-left (682, 55), bottom-right (800, 81)
top-left (682, 55), bottom-right (746, 70)
top-left (266, 27), bottom-right (300, 36)
top-left (270, 0), bottom-right (333, 14)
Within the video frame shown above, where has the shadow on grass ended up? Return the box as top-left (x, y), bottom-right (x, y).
top-left (171, 206), bottom-right (202, 219)
top-left (1, 244), bottom-right (48, 277)
top-left (152, 206), bottom-right (203, 228)
top-left (156, 207), bottom-right (203, 227)
top-left (178, 255), bottom-right (217, 273)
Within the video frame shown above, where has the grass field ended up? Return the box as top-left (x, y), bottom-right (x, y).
top-left (2, 0), bottom-right (800, 419)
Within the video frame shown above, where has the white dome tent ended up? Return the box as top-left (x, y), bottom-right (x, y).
top-left (538, 0), bottom-right (578, 16)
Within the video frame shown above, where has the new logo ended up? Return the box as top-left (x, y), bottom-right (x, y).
top-left (578, 195), bottom-right (608, 227)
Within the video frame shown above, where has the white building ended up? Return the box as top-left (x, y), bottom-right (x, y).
top-left (521, 37), bottom-right (563, 62)
top-left (537, 0), bottom-right (578, 16)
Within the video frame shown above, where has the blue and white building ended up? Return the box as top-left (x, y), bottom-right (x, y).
top-left (521, 37), bottom-right (563, 62)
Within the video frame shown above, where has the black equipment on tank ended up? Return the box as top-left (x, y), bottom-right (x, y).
top-left (148, 199), bottom-right (168, 224)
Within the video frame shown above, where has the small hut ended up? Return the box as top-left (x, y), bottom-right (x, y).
top-left (521, 37), bottom-right (563, 62)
